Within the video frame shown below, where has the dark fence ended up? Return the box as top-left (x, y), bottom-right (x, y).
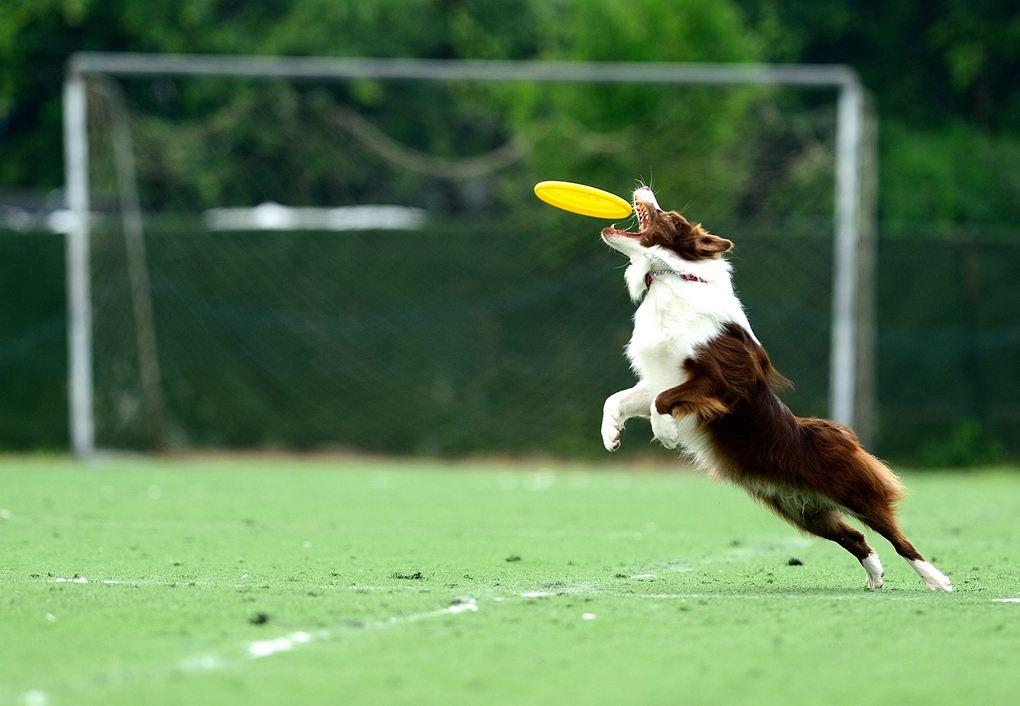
top-left (1, 226), bottom-right (1017, 465)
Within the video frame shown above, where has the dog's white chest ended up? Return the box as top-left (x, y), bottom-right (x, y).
top-left (624, 280), bottom-right (748, 476)
top-left (626, 286), bottom-right (724, 392)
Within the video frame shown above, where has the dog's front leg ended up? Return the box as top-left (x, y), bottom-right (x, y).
top-left (650, 376), bottom-right (728, 449)
top-left (649, 403), bottom-right (683, 449)
top-left (601, 385), bottom-right (653, 452)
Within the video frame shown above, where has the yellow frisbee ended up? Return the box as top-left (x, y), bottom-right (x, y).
top-left (534, 181), bottom-right (633, 220)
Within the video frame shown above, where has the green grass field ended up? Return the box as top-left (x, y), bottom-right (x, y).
top-left (2, 456), bottom-right (1018, 705)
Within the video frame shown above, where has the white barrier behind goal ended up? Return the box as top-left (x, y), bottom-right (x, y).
top-left (63, 54), bottom-right (876, 457)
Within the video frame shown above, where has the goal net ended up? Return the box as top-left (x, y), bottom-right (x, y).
top-left (65, 55), bottom-right (875, 457)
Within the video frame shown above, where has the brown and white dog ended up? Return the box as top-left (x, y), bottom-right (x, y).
top-left (600, 186), bottom-right (952, 591)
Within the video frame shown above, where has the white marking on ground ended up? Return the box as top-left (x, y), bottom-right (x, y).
top-left (21, 690), bottom-right (47, 706)
top-left (523, 471), bottom-right (555, 491)
top-left (180, 598), bottom-right (479, 673)
top-left (52, 577), bottom-right (127, 586)
top-left (521, 591), bottom-right (554, 599)
top-left (179, 654), bottom-right (225, 672)
top-left (448, 600), bottom-right (479, 615)
top-left (0, 508), bottom-right (11, 520)
top-left (992, 598), bottom-right (1020, 603)
top-left (41, 575), bottom-right (436, 593)
top-left (249, 630), bottom-right (313, 658)
top-left (582, 612), bottom-right (597, 621)
top-left (582, 591), bottom-right (950, 602)
top-left (630, 573), bottom-right (656, 581)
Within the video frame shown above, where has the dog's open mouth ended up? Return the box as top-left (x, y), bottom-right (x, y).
top-left (602, 201), bottom-right (651, 239)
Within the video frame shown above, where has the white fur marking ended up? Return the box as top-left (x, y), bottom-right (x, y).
top-left (861, 553), bottom-right (884, 589)
top-left (649, 410), bottom-right (683, 450)
top-left (602, 186), bottom-right (758, 470)
top-left (910, 559), bottom-right (953, 592)
top-left (601, 385), bottom-right (653, 452)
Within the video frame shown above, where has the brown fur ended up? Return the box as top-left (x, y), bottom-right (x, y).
top-left (655, 323), bottom-right (924, 564)
top-left (605, 203), bottom-right (733, 260)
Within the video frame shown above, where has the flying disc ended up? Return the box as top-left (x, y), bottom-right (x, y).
top-left (534, 181), bottom-right (633, 220)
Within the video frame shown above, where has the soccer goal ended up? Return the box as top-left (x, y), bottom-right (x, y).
top-left (63, 53), bottom-right (876, 457)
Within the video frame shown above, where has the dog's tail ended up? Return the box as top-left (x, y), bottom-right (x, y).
top-left (858, 450), bottom-right (905, 503)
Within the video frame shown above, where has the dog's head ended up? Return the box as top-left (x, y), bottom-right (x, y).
top-left (601, 187), bottom-right (732, 262)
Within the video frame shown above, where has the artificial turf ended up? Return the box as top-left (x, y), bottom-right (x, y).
top-left (1, 456), bottom-right (1017, 705)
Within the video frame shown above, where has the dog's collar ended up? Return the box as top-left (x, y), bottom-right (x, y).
top-left (643, 270), bottom-right (709, 288)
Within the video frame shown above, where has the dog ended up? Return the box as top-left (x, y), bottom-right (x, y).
top-left (600, 186), bottom-right (952, 591)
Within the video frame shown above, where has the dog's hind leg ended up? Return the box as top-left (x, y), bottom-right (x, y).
top-left (854, 505), bottom-right (953, 592)
top-left (831, 457), bottom-right (952, 592)
top-left (601, 385), bottom-right (654, 452)
top-left (756, 494), bottom-right (884, 589)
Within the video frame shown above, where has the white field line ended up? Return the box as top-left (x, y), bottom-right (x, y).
top-left (175, 539), bottom-right (823, 675)
top-left (546, 590), bottom-right (958, 602)
top-left (16, 537), bottom-right (975, 699)
top-left (991, 597), bottom-right (1020, 603)
top-left (180, 597), bottom-right (478, 672)
top-left (54, 577), bottom-right (134, 585)
top-left (46, 576), bottom-right (433, 593)
top-left (43, 536), bottom-right (809, 592)
top-left (20, 689), bottom-right (48, 706)
top-left (49, 537), bottom-right (956, 607)
top-left (514, 537), bottom-right (967, 603)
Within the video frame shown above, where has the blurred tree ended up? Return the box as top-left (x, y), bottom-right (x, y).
top-left (4, 0), bottom-right (1018, 227)
top-left (738, 0), bottom-right (1020, 130)
top-left (738, 0), bottom-right (1020, 226)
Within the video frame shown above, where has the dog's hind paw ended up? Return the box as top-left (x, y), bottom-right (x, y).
top-left (862, 553), bottom-right (884, 590)
top-left (911, 560), bottom-right (953, 592)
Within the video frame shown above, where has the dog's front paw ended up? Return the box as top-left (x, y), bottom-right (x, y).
top-left (601, 397), bottom-right (625, 452)
top-left (650, 411), bottom-right (681, 449)
top-left (601, 410), bottom-right (622, 452)
top-left (601, 425), bottom-right (621, 452)
top-left (601, 422), bottom-right (621, 452)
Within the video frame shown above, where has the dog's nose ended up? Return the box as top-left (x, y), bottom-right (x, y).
top-left (633, 187), bottom-right (660, 209)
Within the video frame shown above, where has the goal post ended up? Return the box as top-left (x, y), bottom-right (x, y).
top-left (63, 52), bottom-right (876, 458)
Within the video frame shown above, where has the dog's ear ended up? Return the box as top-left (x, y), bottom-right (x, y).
top-left (665, 212), bottom-right (733, 259)
top-left (695, 232), bottom-right (733, 257)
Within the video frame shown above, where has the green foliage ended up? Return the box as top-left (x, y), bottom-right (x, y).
top-left (3, 0), bottom-right (1019, 229)
top-left (880, 120), bottom-right (1020, 227)
top-left (739, 0), bottom-right (1020, 131)
top-left (917, 420), bottom-right (1004, 468)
